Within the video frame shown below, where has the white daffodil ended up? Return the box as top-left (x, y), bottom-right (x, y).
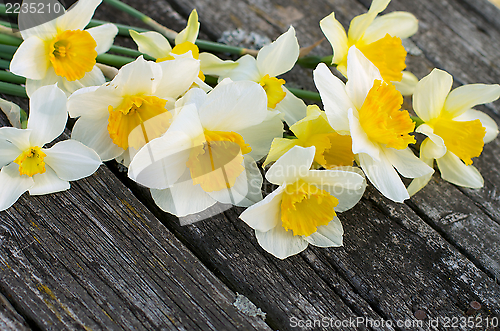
top-left (130, 9), bottom-right (236, 91)
top-left (407, 69), bottom-right (500, 195)
top-left (215, 26), bottom-right (307, 126)
top-left (67, 56), bottom-right (201, 164)
top-left (128, 79), bottom-right (283, 217)
top-left (264, 105), bottom-right (354, 169)
top-left (0, 85), bottom-right (101, 211)
top-left (320, 0), bottom-right (418, 95)
top-left (314, 46), bottom-right (433, 202)
top-left (239, 146), bottom-right (366, 259)
top-left (10, 0), bottom-right (118, 97)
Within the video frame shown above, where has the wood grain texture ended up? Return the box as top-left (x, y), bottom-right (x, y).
top-left (0, 119), bottom-right (270, 329)
top-left (0, 292), bottom-right (30, 331)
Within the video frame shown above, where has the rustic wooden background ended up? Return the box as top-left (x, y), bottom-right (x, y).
top-left (1, 0), bottom-right (500, 330)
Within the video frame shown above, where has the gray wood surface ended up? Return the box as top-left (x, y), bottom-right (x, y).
top-left (1, 0), bottom-right (500, 330)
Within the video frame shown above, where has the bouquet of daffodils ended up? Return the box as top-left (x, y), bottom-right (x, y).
top-left (0, 0), bottom-right (498, 259)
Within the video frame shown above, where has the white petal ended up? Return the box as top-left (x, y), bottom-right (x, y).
top-left (301, 166), bottom-right (366, 212)
top-left (383, 147), bottom-right (434, 179)
top-left (199, 80), bottom-right (268, 132)
top-left (274, 88), bottom-right (307, 127)
top-left (86, 23), bottom-right (118, 54)
top-left (444, 84), bottom-right (500, 118)
top-left (175, 9), bottom-right (200, 45)
top-left (407, 148), bottom-right (434, 197)
top-left (0, 163), bottom-right (34, 211)
top-left (436, 151), bottom-right (483, 188)
top-left (304, 216), bottom-right (343, 247)
top-left (19, 14), bottom-right (57, 40)
top-left (348, 108), bottom-right (380, 160)
top-left (255, 226), bottom-right (308, 259)
top-left (266, 146), bottom-right (315, 185)
top-left (256, 26), bottom-right (299, 77)
top-left (27, 85), bottom-right (67, 146)
top-left (320, 12), bottom-right (348, 66)
top-left (25, 67), bottom-right (63, 97)
top-left (150, 169), bottom-right (217, 217)
top-left (130, 30), bottom-right (172, 59)
top-left (68, 85), bottom-right (121, 120)
top-left (237, 112), bottom-right (283, 161)
top-left (174, 88), bottom-right (207, 117)
top-left (56, 0), bottom-right (102, 31)
top-left (71, 117), bottom-right (124, 161)
top-left (62, 66), bottom-right (106, 96)
top-left (0, 127), bottom-right (31, 151)
top-left (239, 185), bottom-right (285, 232)
top-left (345, 46), bottom-right (382, 110)
top-left (313, 63), bottom-right (354, 133)
top-left (111, 56), bottom-right (162, 96)
top-left (10, 36), bottom-right (49, 80)
top-left (358, 152), bottom-right (409, 202)
top-left (362, 12), bottom-right (419, 44)
top-left (155, 58), bottom-right (200, 98)
top-left (0, 139), bottom-right (21, 169)
top-left (416, 124), bottom-right (447, 158)
top-left (0, 98), bottom-right (21, 129)
top-left (29, 166), bottom-right (70, 195)
top-left (199, 52), bottom-right (238, 77)
top-left (348, 0), bottom-right (390, 42)
top-left (128, 130), bottom-right (193, 189)
top-left (221, 55), bottom-right (261, 82)
top-left (454, 109), bottom-right (499, 143)
top-left (43, 140), bottom-right (101, 181)
top-left (392, 71), bottom-right (418, 96)
top-left (413, 68), bottom-right (452, 122)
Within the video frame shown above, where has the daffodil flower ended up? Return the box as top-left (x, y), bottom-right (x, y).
top-left (216, 26), bottom-right (307, 126)
top-left (127, 79), bottom-right (283, 217)
top-left (407, 69), bottom-right (500, 194)
top-left (264, 105), bottom-right (354, 169)
top-left (0, 85), bottom-right (101, 211)
top-left (239, 146), bottom-right (366, 259)
top-left (314, 47), bottom-right (433, 202)
top-left (67, 56), bottom-right (201, 164)
top-left (10, 0), bottom-right (118, 97)
top-left (130, 9), bottom-right (236, 91)
top-left (320, 0), bottom-right (418, 95)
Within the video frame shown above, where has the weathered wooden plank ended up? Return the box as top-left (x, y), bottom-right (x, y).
top-left (0, 292), bottom-right (30, 331)
top-left (0, 115), bottom-right (270, 329)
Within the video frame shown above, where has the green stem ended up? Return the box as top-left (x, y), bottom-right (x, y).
top-left (0, 59), bottom-right (10, 69)
top-left (20, 108), bottom-right (27, 129)
top-left (87, 19), bottom-right (149, 36)
top-left (108, 45), bottom-right (154, 60)
top-left (0, 81), bottom-right (26, 97)
top-left (0, 70), bottom-right (25, 84)
top-left (411, 115), bottom-right (424, 127)
top-left (287, 87), bottom-right (321, 102)
top-left (96, 53), bottom-right (134, 67)
top-left (0, 31), bottom-right (21, 46)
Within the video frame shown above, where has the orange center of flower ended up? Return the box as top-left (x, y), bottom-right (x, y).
top-left (107, 95), bottom-right (171, 150)
top-left (259, 74), bottom-right (286, 109)
top-left (357, 34), bottom-right (407, 82)
top-left (431, 117), bottom-right (485, 165)
top-left (49, 30), bottom-right (97, 81)
top-left (280, 179), bottom-right (338, 237)
top-left (14, 146), bottom-right (46, 177)
top-left (186, 130), bottom-right (251, 192)
top-left (358, 80), bottom-right (415, 149)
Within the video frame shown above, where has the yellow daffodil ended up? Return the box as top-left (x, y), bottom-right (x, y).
top-left (239, 146), bottom-right (366, 259)
top-left (0, 85), bottom-right (101, 211)
top-left (407, 69), bottom-right (500, 194)
top-left (320, 0), bottom-right (418, 95)
top-left (264, 105), bottom-right (354, 169)
top-left (314, 46), bottom-right (433, 202)
top-left (130, 9), bottom-right (237, 91)
top-left (10, 0), bottom-right (118, 96)
top-left (216, 26), bottom-right (307, 126)
top-left (67, 56), bottom-right (201, 164)
top-left (128, 79), bottom-right (283, 217)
